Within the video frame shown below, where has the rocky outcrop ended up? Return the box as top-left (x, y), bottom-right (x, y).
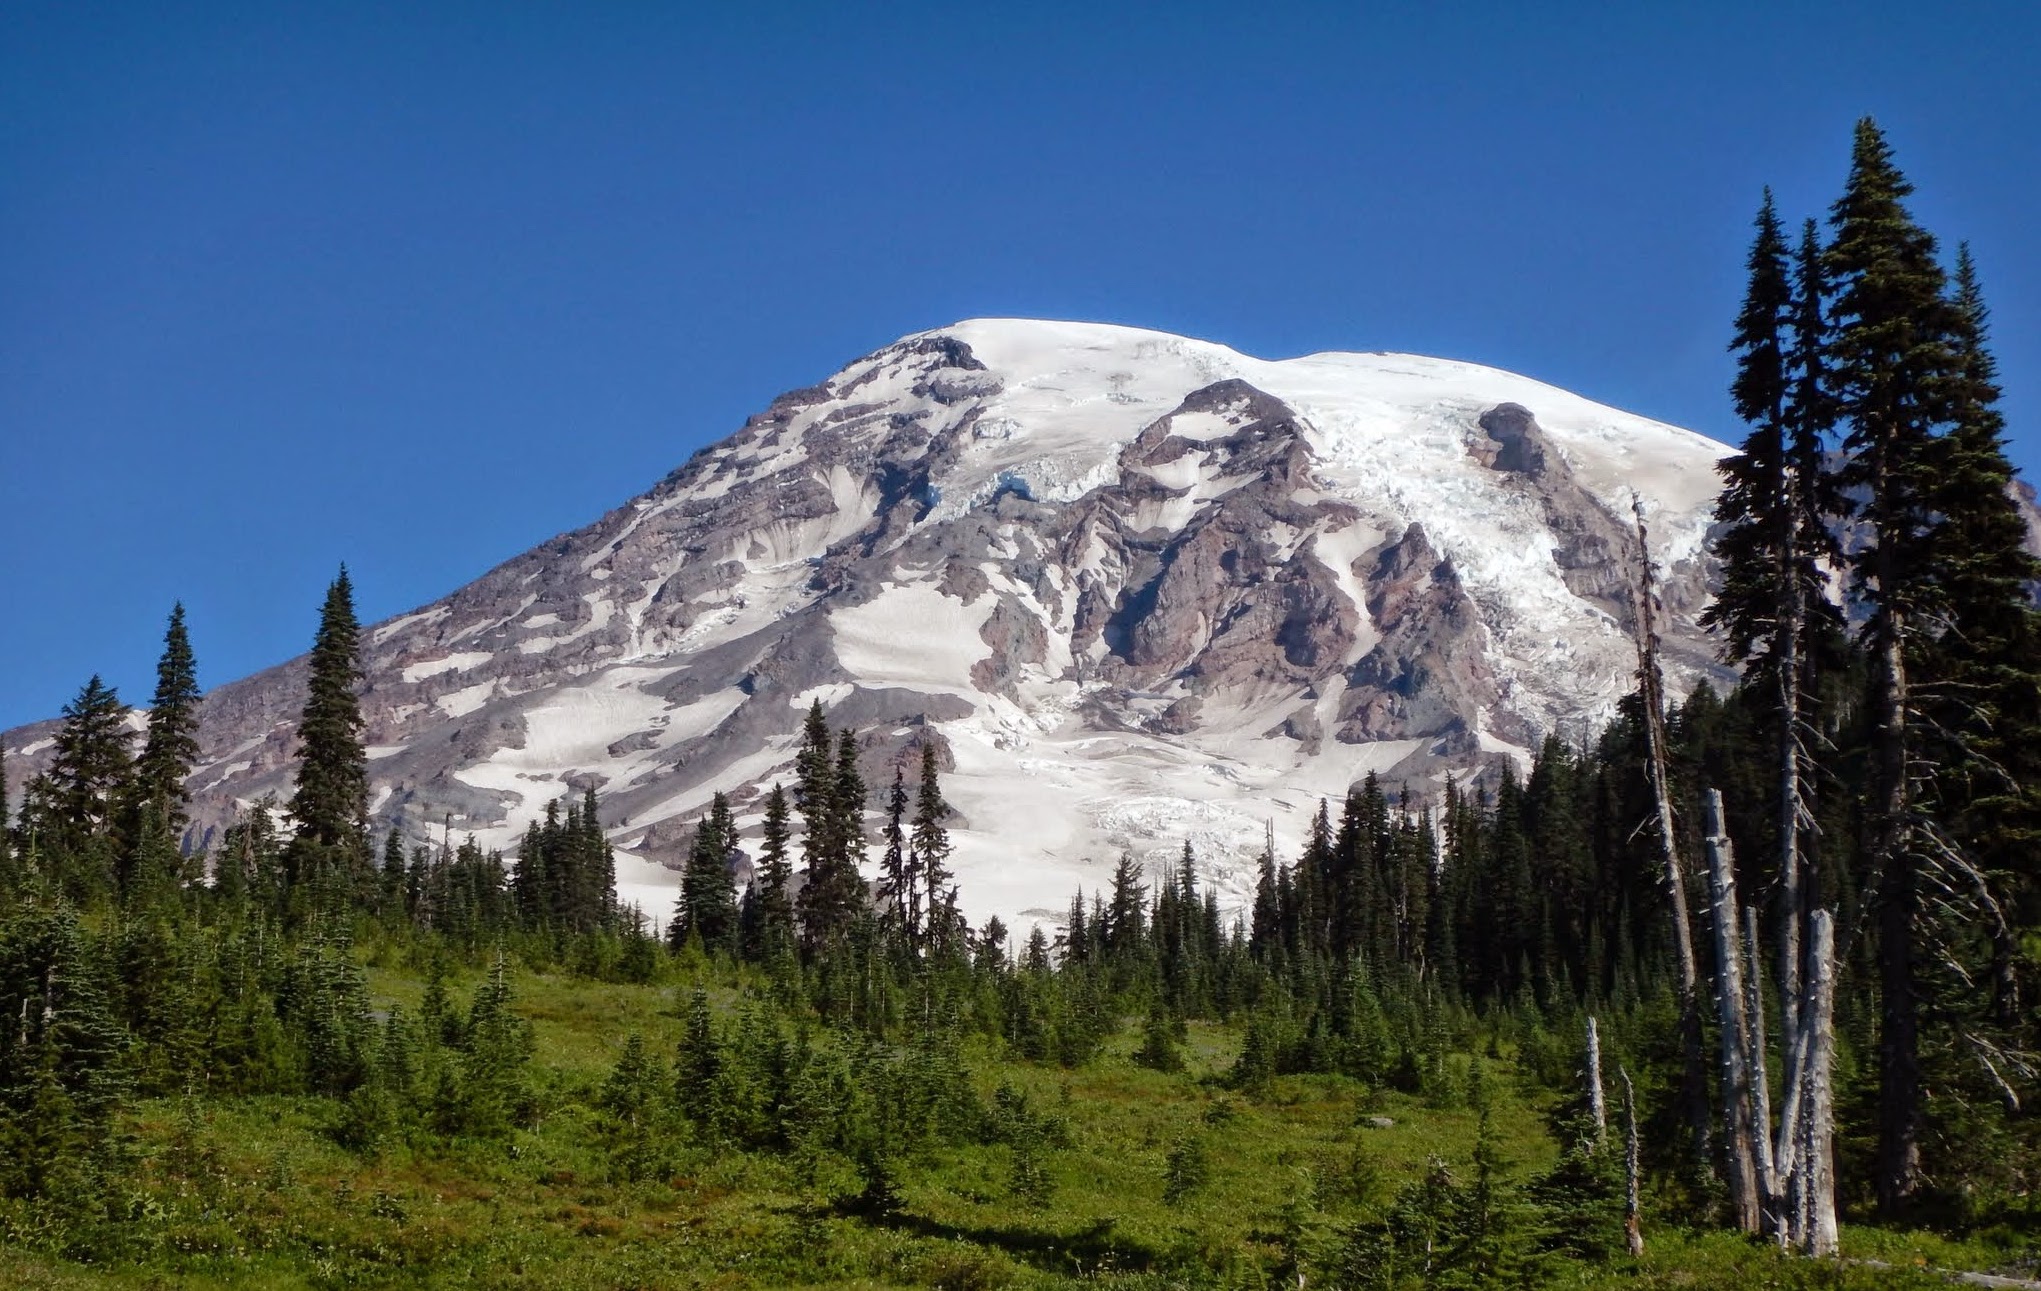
top-left (1473, 403), bottom-right (1639, 622)
top-left (1338, 524), bottom-right (1498, 743)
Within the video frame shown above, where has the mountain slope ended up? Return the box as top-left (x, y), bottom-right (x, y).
top-left (5, 320), bottom-right (1737, 926)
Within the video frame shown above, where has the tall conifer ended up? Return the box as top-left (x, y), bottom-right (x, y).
top-left (289, 569), bottom-right (369, 900)
top-left (879, 766), bottom-right (912, 941)
top-left (755, 782), bottom-right (795, 958)
top-left (1917, 246), bottom-right (2041, 1015)
top-left (679, 793), bottom-right (739, 952)
top-left (1705, 194), bottom-right (1843, 1046)
top-left (51, 676), bottom-right (133, 841)
top-left (910, 742), bottom-right (951, 951)
top-left (1824, 118), bottom-right (1959, 1213)
top-left (134, 603), bottom-right (202, 835)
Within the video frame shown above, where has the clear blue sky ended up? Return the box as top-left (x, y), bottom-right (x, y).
top-left (3, 2), bottom-right (2036, 730)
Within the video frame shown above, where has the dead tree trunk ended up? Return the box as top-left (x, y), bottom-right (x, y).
top-left (1773, 512), bottom-right (1808, 1053)
top-left (1586, 1015), bottom-right (1608, 1147)
top-left (1631, 496), bottom-right (1711, 1170)
top-left (1802, 908), bottom-right (1840, 1256)
top-left (1704, 789), bottom-right (1761, 1232)
top-left (1621, 1065), bottom-right (1645, 1258)
top-left (1744, 903), bottom-right (1781, 1237)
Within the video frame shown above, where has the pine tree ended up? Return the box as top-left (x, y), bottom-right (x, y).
top-left (0, 904), bottom-right (130, 1199)
top-left (1250, 841), bottom-right (1280, 961)
top-left (910, 741), bottom-right (951, 953)
top-left (752, 783), bottom-right (796, 960)
top-left (134, 602), bottom-right (202, 835)
top-left (454, 951), bottom-right (532, 1138)
top-left (798, 725), bottom-right (868, 954)
top-left (673, 986), bottom-right (726, 1136)
top-left (1922, 247), bottom-right (2041, 917)
top-left (1105, 855), bottom-right (1147, 964)
top-left (878, 766), bottom-right (912, 941)
top-left (289, 569), bottom-right (369, 902)
top-left (51, 675), bottom-right (134, 841)
top-left (679, 793), bottom-right (739, 952)
top-left (834, 728), bottom-right (867, 874)
top-left (795, 702), bottom-right (843, 952)
top-left (1824, 118), bottom-right (1961, 1213)
top-left (380, 825), bottom-right (409, 917)
top-left (1704, 194), bottom-right (1842, 1049)
top-left (515, 815), bottom-right (548, 931)
top-left (123, 801), bottom-right (187, 910)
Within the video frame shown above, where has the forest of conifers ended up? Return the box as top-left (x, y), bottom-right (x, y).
top-left (0, 117), bottom-right (2036, 1288)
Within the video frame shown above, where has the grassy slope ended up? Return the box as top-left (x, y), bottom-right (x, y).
top-left (0, 959), bottom-right (1996, 1289)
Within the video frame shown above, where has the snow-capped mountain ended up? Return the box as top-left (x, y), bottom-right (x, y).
top-left (4, 320), bottom-right (1739, 927)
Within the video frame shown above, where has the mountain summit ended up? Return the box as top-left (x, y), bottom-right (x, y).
top-left (6, 320), bottom-right (1735, 924)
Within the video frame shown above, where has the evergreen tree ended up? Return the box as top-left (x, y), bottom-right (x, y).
top-left (134, 603), bottom-right (202, 836)
top-left (1250, 840), bottom-right (1280, 962)
top-left (1705, 193), bottom-right (1845, 1039)
top-left (122, 801), bottom-right (188, 911)
top-left (798, 724), bottom-right (868, 954)
top-left (51, 675), bottom-right (134, 842)
top-left (834, 727), bottom-right (867, 873)
top-left (451, 952), bottom-right (533, 1138)
top-left (1105, 855), bottom-right (1147, 964)
top-left (910, 741), bottom-right (952, 953)
top-left (795, 703), bottom-right (844, 951)
top-left (576, 785), bottom-right (616, 930)
top-left (515, 815), bottom-right (550, 930)
top-left (380, 825), bottom-right (409, 917)
top-left (0, 904), bottom-right (130, 1199)
top-left (288, 569), bottom-right (369, 902)
top-left (878, 766), bottom-right (912, 941)
top-left (678, 793), bottom-right (739, 952)
top-left (1918, 245), bottom-right (2041, 1002)
top-left (1824, 118), bottom-right (1961, 1213)
top-left (751, 782), bottom-right (796, 960)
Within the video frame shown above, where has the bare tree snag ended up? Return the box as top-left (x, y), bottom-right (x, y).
top-left (1586, 1015), bottom-right (1608, 1147)
top-left (1704, 788), bottom-right (1761, 1231)
top-left (1631, 495), bottom-right (1710, 1169)
top-left (1621, 1064), bottom-right (1645, 1258)
top-left (1743, 902), bottom-right (1781, 1236)
top-left (1803, 908), bottom-right (1839, 1257)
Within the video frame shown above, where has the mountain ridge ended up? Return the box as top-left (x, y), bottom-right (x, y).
top-left (6, 318), bottom-right (1748, 926)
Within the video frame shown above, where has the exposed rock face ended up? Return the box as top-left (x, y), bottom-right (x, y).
top-left (3, 319), bottom-right (1747, 926)
top-left (1339, 523), bottom-right (1496, 749)
top-left (1474, 404), bottom-right (1639, 618)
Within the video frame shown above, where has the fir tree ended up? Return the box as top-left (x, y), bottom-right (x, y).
top-left (380, 825), bottom-right (409, 917)
top-left (1824, 118), bottom-right (1960, 1213)
top-left (0, 904), bottom-right (130, 1199)
top-left (752, 783), bottom-right (796, 960)
top-left (134, 602), bottom-right (202, 835)
top-left (288, 569), bottom-right (369, 901)
top-left (834, 728), bottom-right (867, 873)
top-left (1105, 855), bottom-right (1147, 964)
top-left (878, 766), bottom-right (912, 940)
top-left (1919, 246), bottom-right (2041, 1000)
top-left (1250, 840), bottom-right (1280, 961)
top-left (679, 793), bottom-right (739, 952)
top-left (795, 703), bottom-right (843, 951)
top-left (51, 675), bottom-right (134, 842)
top-left (453, 951), bottom-right (533, 1138)
top-left (799, 725), bottom-right (868, 954)
top-left (1704, 193), bottom-right (1843, 1036)
top-left (0, 765), bottom-right (11, 891)
top-left (910, 741), bottom-right (952, 952)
